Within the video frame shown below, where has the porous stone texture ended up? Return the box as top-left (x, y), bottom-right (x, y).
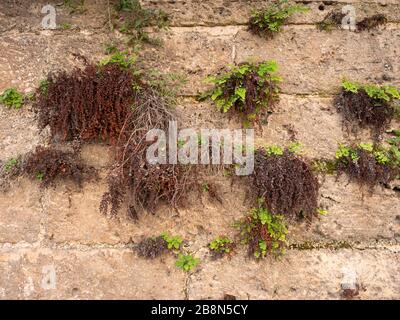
top-left (0, 0), bottom-right (399, 300)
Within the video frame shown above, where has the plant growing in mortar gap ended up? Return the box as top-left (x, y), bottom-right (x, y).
top-left (176, 254), bottom-right (200, 272)
top-left (335, 80), bottom-right (400, 137)
top-left (208, 236), bottom-right (236, 259)
top-left (335, 141), bottom-right (400, 189)
top-left (235, 204), bottom-right (288, 259)
top-left (201, 61), bottom-right (281, 127)
top-left (249, 0), bottom-right (309, 38)
top-left (113, 0), bottom-right (169, 47)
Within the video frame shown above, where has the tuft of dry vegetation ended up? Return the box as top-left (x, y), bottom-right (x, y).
top-left (100, 87), bottom-right (196, 217)
top-left (317, 11), bottom-right (345, 32)
top-left (33, 52), bottom-right (195, 217)
top-left (335, 80), bottom-right (400, 137)
top-left (253, 147), bottom-right (319, 222)
top-left (23, 146), bottom-right (94, 187)
top-left (34, 55), bottom-right (136, 145)
top-left (357, 14), bottom-right (387, 32)
top-left (335, 143), bottom-right (399, 190)
top-left (137, 236), bottom-right (167, 259)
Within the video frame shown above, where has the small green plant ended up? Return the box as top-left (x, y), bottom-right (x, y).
top-left (235, 206), bottom-right (288, 259)
top-left (63, 0), bottom-right (86, 14)
top-left (312, 159), bottom-right (337, 175)
top-left (104, 42), bottom-right (118, 55)
top-left (3, 158), bottom-right (19, 173)
top-left (202, 182), bottom-right (209, 192)
top-left (175, 254), bottom-right (200, 272)
top-left (0, 88), bottom-right (24, 109)
top-left (336, 80), bottom-right (400, 136)
top-left (208, 236), bottom-right (235, 256)
top-left (39, 80), bottom-right (49, 95)
top-left (99, 50), bottom-right (136, 69)
top-left (335, 142), bottom-right (399, 188)
top-left (341, 80), bottom-right (400, 102)
top-left (249, 0), bottom-right (309, 38)
top-left (201, 61), bottom-right (281, 125)
top-left (161, 232), bottom-right (183, 250)
top-left (113, 0), bottom-right (169, 47)
top-left (317, 208), bottom-right (328, 216)
top-left (59, 23), bottom-right (72, 30)
top-left (264, 145), bottom-right (284, 156)
top-left (36, 172), bottom-right (45, 182)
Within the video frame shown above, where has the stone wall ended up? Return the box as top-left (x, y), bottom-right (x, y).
top-left (0, 0), bottom-right (399, 299)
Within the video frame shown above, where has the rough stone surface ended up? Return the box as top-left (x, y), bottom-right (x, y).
top-left (0, 0), bottom-right (399, 300)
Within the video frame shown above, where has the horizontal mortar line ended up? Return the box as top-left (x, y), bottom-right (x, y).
top-left (163, 22), bottom-right (400, 30)
top-left (178, 93), bottom-right (336, 99)
top-left (166, 21), bottom-right (400, 28)
top-left (2, 22), bottom-right (400, 37)
top-left (0, 240), bottom-right (397, 253)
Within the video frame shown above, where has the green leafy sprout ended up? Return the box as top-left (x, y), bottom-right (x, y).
top-left (99, 50), bottom-right (136, 69)
top-left (201, 61), bottom-right (281, 124)
top-left (0, 88), bottom-right (24, 109)
top-left (249, 0), bottom-right (310, 38)
top-left (208, 236), bottom-right (235, 255)
top-left (113, 0), bottom-right (169, 47)
top-left (236, 206), bottom-right (288, 259)
top-left (161, 232), bottom-right (183, 250)
top-left (175, 254), bottom-right (200, 272)
top-left (3, 158), bottom-right (20, 173)
top-left (341, 80), bottom-right (400, 102)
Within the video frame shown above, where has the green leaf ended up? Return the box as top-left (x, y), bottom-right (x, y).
top-left (235, 87), bottom-right (246, 101)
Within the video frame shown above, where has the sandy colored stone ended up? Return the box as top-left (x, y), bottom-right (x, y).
top-left (290, 175), bottom-right (400, 243)
top-left (147, 26), bottom-right (400, 95)
top-left (0, 31), bottom-right (110, 93)
top-left (0, 179), bottom-right (42, 244)
top-left (0, 248), bottom-right (185, 299)
top-left (142, 0), bottom-right (400, 26)
top-left (0, 107), bottom-right (41, 162)
top-left (188, 249), bottom-right (400, 300)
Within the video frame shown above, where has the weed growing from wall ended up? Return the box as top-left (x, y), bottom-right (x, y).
top-left (357, 14), bottom-right (387, 32)
top-left (317, 10), bottom-right (345, 32)
top-left (137, 236), bottom-right (168, 259)
top-left (335, 142), bottom-right (399, 189)
top-left (112, 0), bottom-right (169, 47)
top-left (235, 205), bottom-right (288, 259)
top-left (0, 88), bottom-right (24, 109)
top-left (34, 54), bottom-right (136, 145)
top-left (253, 146), bottom-right (319, 223)
top-left (23, 146), bottom-right (94, 187)
top-left (249, 0), bottom-right (309, 38)
top-left (201, 61), bottom-right (281, 126)
top-left (335, 80), bottom-right (400, 137)
top-left (208, 236), bottom-right (236, 259)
